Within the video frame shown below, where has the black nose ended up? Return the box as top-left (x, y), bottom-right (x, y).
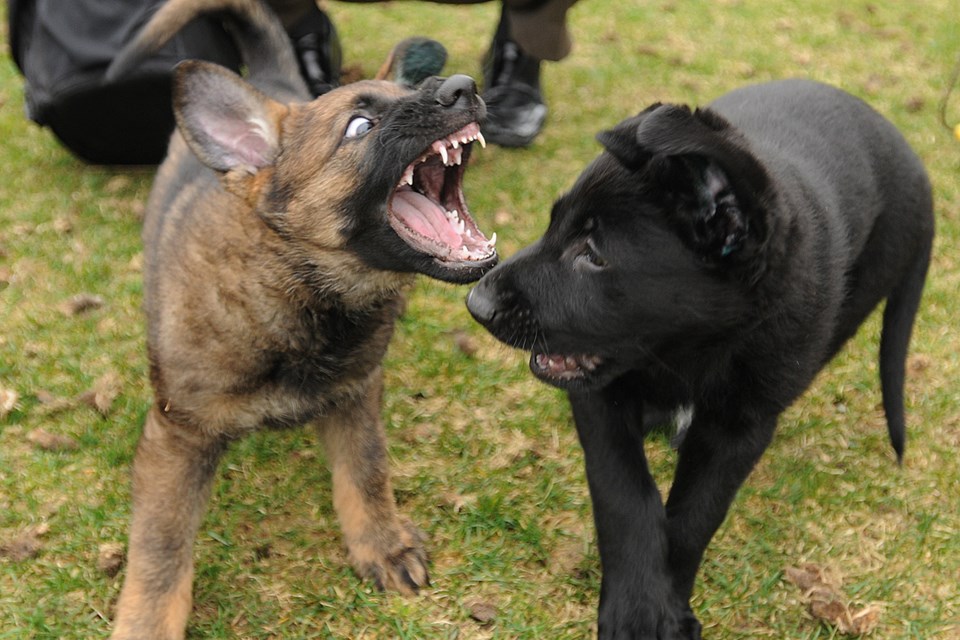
top-left (466, 282), bottom-right (497, 325)
top-left (436, 74), bottom-right (478, 109)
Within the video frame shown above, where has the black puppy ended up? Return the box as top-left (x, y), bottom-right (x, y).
top-left (467, 79), bottom-right (933, 638)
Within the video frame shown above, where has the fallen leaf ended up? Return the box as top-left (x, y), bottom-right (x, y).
top-left (785, 563), bottom-right (843, 591)
top-left (908, 354), bottom-right (931, 373)
top-left (77, 371), bottom-right (121, 415)
top-left (26, 428), bottom-right (79, 451)
top-left (34, 389), bottom-right (60, 405)
top-left (0, 523), bottom-right (50, 561)
top-left (398, 421), bottom-right (439, 445)
top-left (105, 175), bottom-right (131, 194)
top-left (59, 293), bottom-right (105, 316)
top-left (0, 387), bottom-right (19, 419)
top-left (904, 96), bottom-right (924, 113)
top-left (465, 599), bottom-right (497, 624)
top-left (98, 542), bottom-right (126, 577)
top-left (809, 597), bottom-right (881, 635)
top-left (439, 491), bottom-right (477, 513)
top-left (451, 330), bottom-right (479, 357)
top-left (52, 217), bottom-right (73, 234)
top-left (785, 564), bottom-right (882, 635)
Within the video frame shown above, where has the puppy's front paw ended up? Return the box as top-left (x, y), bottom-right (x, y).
top-left (598, 598), bottom-right (700, 640)
top-left (347, 516), bottom-right (429, 595)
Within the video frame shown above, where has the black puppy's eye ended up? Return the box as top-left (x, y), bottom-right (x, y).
top-left (576, 238), bottom-right (607, 269)
top-left (344, 116), bottom-right (374, 139)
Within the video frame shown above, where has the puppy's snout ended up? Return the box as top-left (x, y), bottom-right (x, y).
top-left (466, 281), bottom-right (499, 325)
top-left (436, 74), bottom-right (479, 110)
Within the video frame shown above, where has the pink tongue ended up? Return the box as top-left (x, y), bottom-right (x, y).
top-left (392, 189), bottom-right (463, 249)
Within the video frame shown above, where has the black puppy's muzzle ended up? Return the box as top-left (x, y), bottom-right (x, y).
top-left (466, 272), bottom-right (501, 327)
top-left (466, 267), bottom-right (538, 350)
top-left (467, 242), bottom-right (545, 343)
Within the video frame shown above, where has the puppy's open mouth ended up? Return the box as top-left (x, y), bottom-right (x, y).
top-left (530, 352), bottom-right (604, 385)
top-left (388, 122), bottom-right (497, 265)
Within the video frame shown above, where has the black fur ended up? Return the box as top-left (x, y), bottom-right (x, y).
top-left (467, 79), bottom-right (933, 638)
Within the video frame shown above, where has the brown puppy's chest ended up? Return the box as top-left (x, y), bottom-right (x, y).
top-left (149, 287), bottom-right (404, 433)
top-left (144, 183), bottom-right (408, 433)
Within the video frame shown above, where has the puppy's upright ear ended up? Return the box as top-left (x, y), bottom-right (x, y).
top-left (173, 60), bottom-right (287, 174)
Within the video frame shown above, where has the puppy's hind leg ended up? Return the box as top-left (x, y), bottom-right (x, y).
top-left (111, 406), bottom-right (227, 640)
top-left (879, 242), bottom-right (932, 462)
top-left (318, 368), bottom-right (429, 595)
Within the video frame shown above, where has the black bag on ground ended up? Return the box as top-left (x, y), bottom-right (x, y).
top-left (8, 0), bottom-right (242, 164)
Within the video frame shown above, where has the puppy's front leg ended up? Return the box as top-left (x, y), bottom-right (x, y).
top-left (319, 368), bottom-right (429, 595)
top-left (112, 406), bottom-right (227, 640)
top-left (570, 388), bottom-right (688, 640)
top-left (664, 409), bottom-right (777, 629)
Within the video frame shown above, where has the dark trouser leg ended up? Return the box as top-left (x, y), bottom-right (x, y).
top-left (267, 0), bottom-right (342, 95)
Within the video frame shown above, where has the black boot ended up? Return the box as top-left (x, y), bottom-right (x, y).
top-left (481, 11), bottom-right (547, 147)
top-left (287, 5), bottom-right (342, 97)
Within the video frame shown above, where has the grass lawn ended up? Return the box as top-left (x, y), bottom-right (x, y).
top-left (1, 0), bottom-right (958, 638)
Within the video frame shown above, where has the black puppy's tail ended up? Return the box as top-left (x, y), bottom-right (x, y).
top-left (879, 240), bottom-right (932, 463)
top-left (106, 0), bottom-right (308, 99)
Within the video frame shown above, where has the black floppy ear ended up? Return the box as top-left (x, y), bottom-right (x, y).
top-left (634, 104), bottom-right (769, 260)
top-left (173, 60), bottom-right (286, 174)
top-left (649, 154), bottom-right (749, 260)
top-left (687, 159), bottom-right (748, 258)
top-left (595, 103), bottom-right (665, 169)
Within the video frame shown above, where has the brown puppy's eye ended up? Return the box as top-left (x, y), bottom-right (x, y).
top-left (344, 116), bottom-right (374, 139)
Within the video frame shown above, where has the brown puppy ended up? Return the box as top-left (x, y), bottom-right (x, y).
top-left (105, 1), bottom-right (496, 638)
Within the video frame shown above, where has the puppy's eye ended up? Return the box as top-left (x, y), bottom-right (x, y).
top-left (576, 238), bottom-right (607, 269)
top-left (344, 116), bottom-right (374, 139)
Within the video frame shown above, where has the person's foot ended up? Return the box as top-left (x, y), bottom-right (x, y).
top-left (481, 15), bottom-right (547, 147)
top-left (287, 6), bottom-right (342, 97)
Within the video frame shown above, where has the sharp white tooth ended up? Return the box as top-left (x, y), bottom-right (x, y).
top-left (466, 228), bottom-right (473, 238)
top-left (477, 132), bottom-right (486, 148)
top-left (438, 145), bottom-right (448, 165)
top-left (451, 139), bottom-right (459, 149)
top-left (489, 231), bottom-right (497, 246)
top-left (458, 219), bottom-right (466, 234)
